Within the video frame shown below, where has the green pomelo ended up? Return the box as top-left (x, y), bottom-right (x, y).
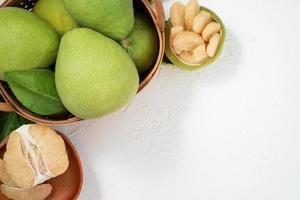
top-left (63, 0), bottom-right (134, 41)
top-left (121, 13), bottom-right (159, 75)
top-left (165, 7), bottom-right (226, 70)
top-left (33, 0), bottom-right (78, 35)
top-left (55, 28), bottom-right (139, 119)
top-left (0, 7), bottom-right (59, 80)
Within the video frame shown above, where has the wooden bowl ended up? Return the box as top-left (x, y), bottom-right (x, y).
top-left (0, 0), bottom-right (165, 125)
top-left (0, 131), bottom-right (83, 200)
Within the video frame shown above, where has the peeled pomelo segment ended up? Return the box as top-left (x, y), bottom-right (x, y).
top-left (177, 45), bottom-right (208, 65)
top-left (170, 26), bottom-right (185, 41)
top-left (0, 159), bottom-right (16, 187)
top-left (170, 2), bottom-right (185, 27)
top-left (172, 31), bottom-right (204, 51)
top-left (202, 21), bottom-right (221, 41)
top-left (29, 124), bottom-right (69, 176)
top-left (3, 131), bottom-right (35, 189)
top-left (173, 46), bottom-right (183, 55)
top-left (184, 0), bottom-right (200, 30)
top-left (192, 44), bottom-right (209, 63)
top-left (207, 33), bottom-right (221, 57)
top-left (178, 51), bottom-right (197, 64)
top-left (192, 11), bottom-right (212, 33)
top-left (0, 184), bottom-right (52, 200)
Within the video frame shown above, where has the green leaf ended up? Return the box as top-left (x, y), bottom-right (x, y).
top-left (0, 112), bottom-right (31, 141)
top-left (5, 69), bottom-right (67, 116)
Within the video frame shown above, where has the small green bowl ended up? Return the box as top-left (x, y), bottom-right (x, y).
top-left (165, 6), bottom-right (226, 70)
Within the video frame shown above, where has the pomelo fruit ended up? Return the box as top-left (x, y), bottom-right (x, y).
top-left (121, 13), bottom-right (159, 75)
top-left (165, 7), bottom-right (226, 70)
top-left (0, 7), bottom-right (59, 80)
top-left (33, 0), bottom-right (78, 35)
top-left (55, 28), bottom-right (139, 119)
top-left (63, 0), bottom-right (134, 41)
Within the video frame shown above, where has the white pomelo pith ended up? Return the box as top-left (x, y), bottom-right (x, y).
top-left (55, 28), bottom-right (139, 119)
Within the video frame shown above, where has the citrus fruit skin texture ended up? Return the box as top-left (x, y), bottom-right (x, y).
top-left (0, 7), bottom-right (59, 80)
top-left (55, 28), bottom-right (139, 119)
top-left (165, 7), bottom-right (226, 70)
top-left (121, 13), bottom-right (159, 75)
top-left (63, 0), bottom-right (134, 41)
top-left (33, 0), bottom-right (78, 35)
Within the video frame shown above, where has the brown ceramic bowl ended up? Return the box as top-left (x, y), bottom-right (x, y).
top-left (0, 0), bottom-right (165, 126)
top-left (0, 131), bottom-right (83, 200)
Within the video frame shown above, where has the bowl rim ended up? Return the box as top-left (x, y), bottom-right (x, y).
top-left (56, 130), bottom-right (84, 199)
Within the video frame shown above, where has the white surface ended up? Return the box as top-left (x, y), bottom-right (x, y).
top-left (3, 0), bottom-right (300, 199)
top-left (61, 0), bottom-right (300, 199)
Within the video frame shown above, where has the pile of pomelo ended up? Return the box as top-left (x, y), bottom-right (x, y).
top-left (0, 0), bottom-right (159, 119)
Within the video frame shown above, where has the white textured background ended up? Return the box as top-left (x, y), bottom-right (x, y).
top-left (2, 0), bottom-right (300, 199)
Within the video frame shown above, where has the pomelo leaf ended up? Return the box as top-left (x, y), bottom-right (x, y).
top-left (5, 69), bottom-right (67, 116)
top-left (0, 112), bottom-right (31, 141)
